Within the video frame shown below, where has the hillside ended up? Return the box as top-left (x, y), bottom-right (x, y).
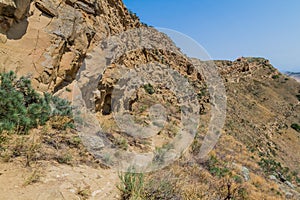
top-left (0, 1), bottom-right (300, 200)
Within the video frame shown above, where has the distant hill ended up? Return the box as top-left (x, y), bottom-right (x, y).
top-left (286, 72), bottom-right (300, 82)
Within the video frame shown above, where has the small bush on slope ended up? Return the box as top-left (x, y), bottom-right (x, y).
top-left (0, 71), bottom-right (73, 134)
top-left (117, 170), bottom-right (145, 200)
top-left (291, 123), bottom-right (300, 133)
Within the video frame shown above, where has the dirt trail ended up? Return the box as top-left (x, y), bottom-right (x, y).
top-left (0, 161), bottom-right (119, 200)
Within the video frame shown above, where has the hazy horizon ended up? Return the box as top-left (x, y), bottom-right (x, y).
top-left (124, 0), bottom-right (300, 72)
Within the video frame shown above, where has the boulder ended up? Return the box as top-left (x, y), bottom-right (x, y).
top-left (0, 0), bottom-right (30, 32)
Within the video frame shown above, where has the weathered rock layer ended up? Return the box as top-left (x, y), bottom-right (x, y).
top-left (0, 0), bottom-right (141, 92)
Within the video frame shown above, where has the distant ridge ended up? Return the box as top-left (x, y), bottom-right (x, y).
top-left (286, 71), bottom-right (300, 82)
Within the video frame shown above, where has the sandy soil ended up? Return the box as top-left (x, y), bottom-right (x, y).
top-left (0, 161), bottom-right (120, 200)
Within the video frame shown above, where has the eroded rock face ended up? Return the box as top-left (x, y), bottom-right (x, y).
top-left (0, 0), bottom-right (141, 92)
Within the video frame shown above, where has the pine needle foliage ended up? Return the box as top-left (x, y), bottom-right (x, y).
top-left (0, 71), bottom-right (73, 134)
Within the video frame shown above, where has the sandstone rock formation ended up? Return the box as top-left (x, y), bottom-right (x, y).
top-left (0, 0), bottom-right (141, 92)
top-left (0, 0), bottom-right (30, 33)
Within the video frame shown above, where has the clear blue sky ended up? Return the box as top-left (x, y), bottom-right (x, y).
top-left (123, 0), bottom-right (300, 72)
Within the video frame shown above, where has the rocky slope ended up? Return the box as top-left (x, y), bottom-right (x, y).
top-left (218, 58), bottom-right (300, 166)
top-left (0, 1), bottom-right (300, 200)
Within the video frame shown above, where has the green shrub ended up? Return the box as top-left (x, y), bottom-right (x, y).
top-left (117, 170), bottom-right (179, 200)
top-left (296, 94), bottom-right (300, 101)
top-left (258, 157), bottom-right (300, 184)
top-left (117, 170), bottom-right (145, 200)
top-left (291, 123), bottom-right (300, 132)
top-left (258, 158), bottom-right (282, 174)
top-left (48, 93), bottom-right (72, 117)
top-left (207, 155), bottom-right (230, 177)
top-left (57, 153), bottom-right (72, 164)
top-left (233, 175), bottom-right (243, 184)
top-left (272, 75), bottom-right (280, 79)
top-left (197, 88), bottom-right (207, 99)
top-left (143, 84), bottom-right (155, 95)
top-left (209, 166), bottom-right (230, 177)
top-left (0, 71), bottom-right (73, 134)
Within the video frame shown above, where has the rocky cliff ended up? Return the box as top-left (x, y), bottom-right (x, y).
top-left (0, 0), bottom-right (141, 92)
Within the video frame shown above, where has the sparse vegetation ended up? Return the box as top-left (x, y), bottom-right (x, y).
top-left (68, 136), bottom-right (82, 148)
top-left (128, 9), bottom-right (139, 20)
top-left (23, 168), bottom-right (42, 186)
top-left (0, 71), bottom-right (73, 135)
top-left (207, 155), bottom-right (230, 178)
top-left (114, 137), bottom-right (129, 150)
top-left (153, 143), bottom-right (174, 165)
top-left (144, 177), bottom-right (178, 200)
top-left (117, 170), bottom-right (145, 200)
top-left (272, 74), bottom-right (280, 79)
top-left (258, 158), bottom-right (282, 174)
top-left (77, 186), bottom-right (91, 200)
top-left (153, 147), bottom-right (166, 165)
top-left (258, 157), bottom-right (300, 184)
top-left (117, 169), bottom-right (179, 200)
top-left (291, 123), bottom-right (300, 132)
top-left (215, 177), bottom-right (248, 200)
top-left (245, 57), bottom-right (267, 63)
top-left (103, 153), bottom-right (112, 165)
top-left (143, 83), bottom-right (155, 95)
top-left (139, 105), bottom-right (147, 113)
top-left (25, 140), bottom-right (41, 167)
top-left (197, 87), bottom-right (208, 99)
top-left (56, 152), bottom-right (73, 164)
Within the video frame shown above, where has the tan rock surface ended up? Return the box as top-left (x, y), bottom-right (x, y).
top-left (0, 0), bottom-right (141, 92)
top-left (0, 161), bottom-right (119, 200)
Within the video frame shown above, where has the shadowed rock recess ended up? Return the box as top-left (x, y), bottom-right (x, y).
top-left (0, 0), bottom-right (300, 199)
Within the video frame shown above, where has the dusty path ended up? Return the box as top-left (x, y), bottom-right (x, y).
top-left (0, 161), bottom-right (120, 200)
